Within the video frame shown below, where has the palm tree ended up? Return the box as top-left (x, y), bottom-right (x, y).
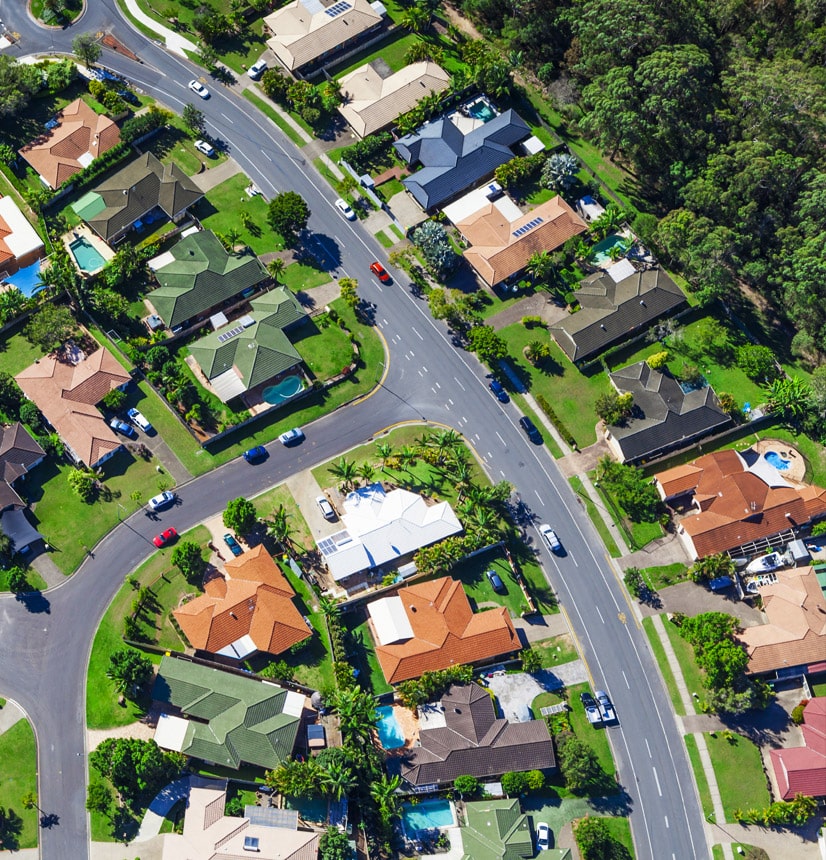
top-left (398, 445), bottom-right (418, 473)
top-left (323, 759), bottom-right (357, 801)
top-left (222, 227), bottom-right (243, 253)
top-left (370, 774), bottom-right (401, 828)
top-left (428, 428), bottom-right (462, 464)
top-left (328, 457), bottom-right (358, 492)
top-left (21, 791), bottom-right (41, 816)
top-left (0, 288), bottom-right (26, 325)
top-left (267, 257), bottom-right (286, 283)
top-left (448, 459), bottom-right (474, 501)
top-left (375, 442), bottom-right (394, 473)
top-left (525, 250), bottom-right (553, 283)
top-left (525, 340), bottom-right (545, 365)
top-left (400, 5), bottom-right (429, 33)
top-left (318, 594), bottom-right (340, 621)
top-left (267, 503), bottom-right (296, 552)
top-left (356, 462), bottom-right (375, 485)
top-left (332, 687), bottom-right (376, 746)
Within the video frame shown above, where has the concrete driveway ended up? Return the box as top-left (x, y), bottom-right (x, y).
top-left (487, 662), bottom-right (588, 721)
top-left (284, 470), bottom-right (341, 540)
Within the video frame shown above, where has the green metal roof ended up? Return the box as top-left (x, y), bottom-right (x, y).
top-left (460, 799), bottom-right (534, 860)
top-left (149, 230), bottom-right (267, 328)
top-left (153, 656), bottom-right (301, 770)
top-left (187, 286), bottom-right (307, 399)
top-left (72, 191), bottom-right (105, 221)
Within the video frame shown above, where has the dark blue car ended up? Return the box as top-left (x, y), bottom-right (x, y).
top-left (109, 417), bottom-right (137, 439)
top-left (489, 378), bottom-right (510, 403)
top-left (243, 445), bottom-right (267, 463)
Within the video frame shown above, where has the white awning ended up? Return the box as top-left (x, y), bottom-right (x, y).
top-left (154, 714), bottom-right (189, 752)
top-left (368, 595), bottom-right (415, 645)
top-left (217, 634), bottom-right (257, 660)
top-left (605, 258), bottom-right (635, 283)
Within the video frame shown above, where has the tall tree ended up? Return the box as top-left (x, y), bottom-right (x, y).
top-left (267, 192), bottom-right (310, 244)
top-left (72, 33), bottom-right (102, 68)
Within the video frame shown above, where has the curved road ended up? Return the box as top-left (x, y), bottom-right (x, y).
top-left (0, 5), bottom-right (707, 860)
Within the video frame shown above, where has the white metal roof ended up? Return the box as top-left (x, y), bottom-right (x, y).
top-left (521, 134), bottom-right (545, 155)
top-left (368, 595), bottom-right (415, 644)
top-left (148, 250), bottom-right (175, 271)
top-left (154, 713), bottom-right (189, 752)
top-left (0, 197), bottom-right (43, 260)
top-left (283, 690), bottom-right (306, 717)
top-left (217, 634), bottom-right (256, 660)
top-left (605, 258), bottom-right (636, 283)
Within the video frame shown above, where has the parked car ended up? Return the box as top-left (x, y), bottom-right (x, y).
top-left (117, 89), bottom-right (140, 106)
top-left (519, 415), bottom-right (542, 444)
top-left (334, 198), bottom-right (356, 220)
top-left (242, 445), bottom-right (267, 463)
top-left (194, 139), bottom-right (215, 157)
top-left (595, 689), bottom-right (616, 723)
top-left (223, 533), bottom-right (243, 556)
top-left (539, 523), bottom-right (562, 553)
top-left (188, 79), bottom-right (209, 98)
top-left (369, 261), bottom-right (391, 283)
top-left (278, 427), bottom-right (304, 445)
top-left (109, 417), bottom-right (137, 439)
top-left (486, 569), bottom-right (506, 593)
top-left (153, 527), bottom-right (177, 548)
top-left (148, 491), bottom-right (175, 511)
top-left (489, 378), bottom-right (510, 403)
top-left (535, 822), bottom-right (551, 851)
top-left (126, 407), bottom-right (153, 433)
top-left (580, 691), bottom-right (602, 725)
top-left (247, 59), bottom-right (267, 79)
top-left (316, 495), bottom-right (335, 520)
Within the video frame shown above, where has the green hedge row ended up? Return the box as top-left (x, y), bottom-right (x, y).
top-left (536, 393), bottom-right (578, 451)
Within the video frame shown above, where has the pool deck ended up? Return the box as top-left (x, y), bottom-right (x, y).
top-left (62, 225), bottom-right (114, 276)
top-left (753, 439), bottom-right (806, 483)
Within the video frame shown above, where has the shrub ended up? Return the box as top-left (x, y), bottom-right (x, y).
top-left (411, 220), bottom-right (459, 280)
top-left (646, 350), bottom-right (669, 369)
top-left (536, 394), bottom-right (577, 449)
top-left (67, 468), bottom-right (96, 503)
top-left (521, 648), bottom-right (542, 673)
top-left (521, 315), bottom-right (544, 328)
top-left (790, 701), bottom-right (808, 725)
top-left (120, 107), bottom-right (168, 144)
top-left (595, 390), bottom-right (634, 425)
top-left (737, 344), bottom-right (780, 382)
top-left (623, 567), bottom-right (644, 598)
top-left (340, 131), bottom-right (393, 175)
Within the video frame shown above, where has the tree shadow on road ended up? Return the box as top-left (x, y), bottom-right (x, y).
top-left (15, 590), bottom-right (50, 613)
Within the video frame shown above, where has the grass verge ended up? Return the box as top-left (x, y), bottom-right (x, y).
top-left (0, 718), bottom-right (38, 849)
top-left (683, 734), bottom-right (713, 818)
top-left (642, 616), bottom-right (685, 716)
top-left (243, 90), bottom-right (307, 148)
top-left (568, 476), bottom-right (621, 558)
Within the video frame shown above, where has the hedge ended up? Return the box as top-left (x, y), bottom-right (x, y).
top-left (536, 393), bottom-right (578, 450)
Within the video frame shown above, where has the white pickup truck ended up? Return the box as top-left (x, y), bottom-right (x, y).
top-left (595, 690), bottom-right (617, 723)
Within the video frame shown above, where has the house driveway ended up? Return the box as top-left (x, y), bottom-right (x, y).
top-left (284, 469), bottom-right (341, 541)
top-left (486, 293), bottom-right (569, 332)
top-left (487, 662), bottom-right (588, 721)
top-left (637, 581), bottom-right (765, 627)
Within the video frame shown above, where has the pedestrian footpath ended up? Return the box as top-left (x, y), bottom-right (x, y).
top-left (121, 0), bottom-right (198, 57)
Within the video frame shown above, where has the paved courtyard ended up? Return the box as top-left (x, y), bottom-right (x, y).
top-left (487, 662), bottom-right (588, 722)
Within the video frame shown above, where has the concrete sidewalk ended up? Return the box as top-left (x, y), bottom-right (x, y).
top-left (122, 0), bottom-right (198, 57)
top-left (191, 155), bottom-right (243, 194)
top-left (0, 699), bottom-right (25, 736)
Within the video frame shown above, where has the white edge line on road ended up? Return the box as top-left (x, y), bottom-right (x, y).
top-left (496, 431), bottom-right (506, 446)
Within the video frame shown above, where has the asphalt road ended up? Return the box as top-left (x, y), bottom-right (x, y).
top-left (0, 6), bottom-right (708, 860)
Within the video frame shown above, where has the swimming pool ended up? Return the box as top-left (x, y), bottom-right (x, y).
top-left (764, 451), bottom-right (791, 471)
top-left (467, 98), bottom-right (497, 122)
top-left (284, 795), bottom-right (328, 823)
top-left (262, 374), bottom-right (303, 405)
top-left (589, 233), bottom-right (631, 265)
top-left (375, 705), bottom-right (405, 750)
top-left (401, 798), bottom-right (455, 833)
top-left (69, 236), bottom-right (106, 273)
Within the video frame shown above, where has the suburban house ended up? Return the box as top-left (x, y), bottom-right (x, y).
top-left (337, 60), bottom-right (450, 138)
top-left (264, 0), bottom-right (386, 75)
top-left (146, 229), bottom-right (269, 331)
top-left (318, 483), bottom-right (463, 584)
top-left (72, 152), bottom-right (203, 244)
top-left (549, 266), bottom-right (687, 364)
top-left (654, 450), bottom-right (826, 559)
top-left (460, 799), bottom-right (550, 860)
top-left (18, 98), bottom-right (121, 190)
top-left (367, 576), bottom-right (520, 685)
top-left (173, 545), bottom-right (312, 660)
top-left (394, 109), bottom-right (532, 211)
top-left (452, 193), bottom-right (587, 287)
top-left (187, 287), bottom-right (307, 404)
top-left (604, 362), bottom-right (733, 464)
top-left (769, 698), bottom-right (826, 801)
top-left (152, 656), bottom-right (306, 770)
top-left (161, 776), bottom-right (319, 860)
top-left (738, 565), bottom-right (826, 679)
top-left (399, 683), bottom-right (555, 788)
top-left (0, 423), bottom-right (46, 555)
top-left (15, 346), bottom-right (131, 469)
top-left (0, 196), bottom-right (44, 276)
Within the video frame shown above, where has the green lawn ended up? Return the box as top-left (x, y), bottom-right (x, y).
top-left (531, 634), bottom-right (578, 668)
top-left (195, 173), bottom-right (286, 256)
top-left (332, 32), bottom-right (423, 77)
top-left (661, 615), bottom-right (708, 702)
top-left (600, 816), bottom-right (635, 859)
top-left (158, 798), bottom-right (186, 834)
top-left (252, 484), bottom-right (314, 552)
top-left (144, 117), bottom-right (228, 176)
top-left (568, 476), bottom-right (621, 558)
top-left (243, 90), bottom-right (307, 148)
top-left (642, 616), bottom-right (685, 716)
top-left (0, 718), bottom-right (38, 850)
top-left (342, 617), bottom-right (393, 696)
top-left (280, 261), bottom-right (333, 292)
top-left (530, 690), bottom-right (564, 719)
top-left (703, 732), bottom-right (770, 820)
top-left (0, 567), bottom-right (47, 593)
top-left (0, 323), bottom-right (48, 376)
top-left (376, 230), bottom-right (394, 249)
top-left (591, 473), bottom-right (662, 551)
top-left (640, 563), bottom-right (689, 591)
top-left (567, 682), bottom-right (617, 787)
top-left (683, 733), bottom-right (713, 818)
top-left (86, 525), bottom-right (210, 730)
top-left (376, 177), bottom-right (405, 201)
top-left (809, 673), bottom-right (826, 697)
top-left (449, 548), bottom-right (526, 617)
top-left (293, 316), bottom-right (354, 380)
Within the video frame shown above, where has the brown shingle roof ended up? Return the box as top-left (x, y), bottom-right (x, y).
top-left (399, 683), bottom-right (555, 787)
top-left (371, 577), bottom-right (520, 684)
top-left (15, 346), bottom-right (130, 468)
top-left (173, 545), bottom-right (311, 657)
top-left (738, 566), bottom-right (826, 675)
top-left (459, 195), bottom-right (587, 286)
top-left (18, 99), bottom-right (121, 190)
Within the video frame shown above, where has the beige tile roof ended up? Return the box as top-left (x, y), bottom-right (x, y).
top-left (265, 0), bottom-right (383, 72)
top-left (18, 99), bottom-right (121, 190)
top-left (338, 61), bottom-right (450, 137)
top-left (15, 346), bottom-right (130, 468)
top-left (739, 566), bottom-right (826, 675)
top-left (459, 195), bottom-right (587, 286)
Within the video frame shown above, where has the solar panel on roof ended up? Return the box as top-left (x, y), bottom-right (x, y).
top-left (216, 325), bottom-right (245, 344)
top-left (318, 536), bottom-right (338, 555)
top-left (512, 215), bottom-right (544, 238)
top-left (325, 1), bottom-right (352, 16)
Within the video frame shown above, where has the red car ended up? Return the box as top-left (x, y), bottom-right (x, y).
top-left (153, 527), bottom-right (178, 548)
top-left (369, 261), bottom-right (391, 283)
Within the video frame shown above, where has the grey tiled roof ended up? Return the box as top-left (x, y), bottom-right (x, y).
top-left (607, 362), bottom-right (733, 463)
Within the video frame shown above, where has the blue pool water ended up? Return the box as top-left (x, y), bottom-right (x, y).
top-left (284, 796), bottom-right (328, 823)
top-left (69, 237), bottom-right (106, 273)
top-left (262, 374), bottom-right (303, 404)
top-left (467, 99), bottom-right (496, 122)
top-left (375, 705), bottom-right (405, 749)
top-left (589, 234), bottom-right (631, 265)
top-left (3, 259), bottom-right (44, 297)
top-left (401, 798), bottom-right (455, 832)
top-left (764, 451), bottom-right (791, 471)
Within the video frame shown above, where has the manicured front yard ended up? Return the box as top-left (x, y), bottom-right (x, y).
top-left (661, 614), bottom-right (708, 702)
top-left (567, 682), bottom-right (617, 786)
top-left (640, 563), bottom-right (689, 591)
top-left (0, 717), bottom-right (38, 850)
top-left (252, 484), bottom-right (314, 552)
top-left (599, 816), bottom-right (636, 859)
top-left (293, 315), bottom-right (355, 381)
top-left (568, 476), bottom-right (621, 558)
top-left (280, 261), bottom-right (333, 293)
top-left (703, 731), bottom-right (770, 820)
top-left (531, 634), bottom-right (578, 668)
top-left (449, 548), bottom-right (527, 618)
top-left (592, 473), bottom-right (662, 551)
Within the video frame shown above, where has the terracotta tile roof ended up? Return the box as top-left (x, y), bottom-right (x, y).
top-left (15, 346), bottom-right (130, 468)
top-left (400, 683), bottom-right (555, 787)
top-left (173, 545), bottom-right (311, 658)
top-left (459, 195), bottom-right (587, 286)
top-left (655, 463), bottom-right (706, 499)
top-left (738, 566), bottom-right (826, 675)
top-left (769, 700), bottom-right (826, 799)
top-left (18, 99), bottom-right (120, 190)
top-left (370, 577), bottom-right (520, 684)
top-left (656, 449), bottom-right (826, 557)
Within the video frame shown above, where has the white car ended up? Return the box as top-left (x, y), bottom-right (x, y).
top-left (316, 495), bottom-right (335, 520)
top-left (539, 523), bottom-right (562, 553)
top-left (535, 822), bottom-right (551, 851)
top-left (194, 139), bottom-right (215, 157)
top-left (148, 491), bottom-right (175, 512)
top-left (334, 198), bottom-right (356, 221)
top-left (278, 427), bottom-right (304, 445)
top-left (126, 407), bottom-right (153, 433)
top-left (248, 59), bottom-right (267, 80)
top-left (188, 79), bottom-right (209, 99)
